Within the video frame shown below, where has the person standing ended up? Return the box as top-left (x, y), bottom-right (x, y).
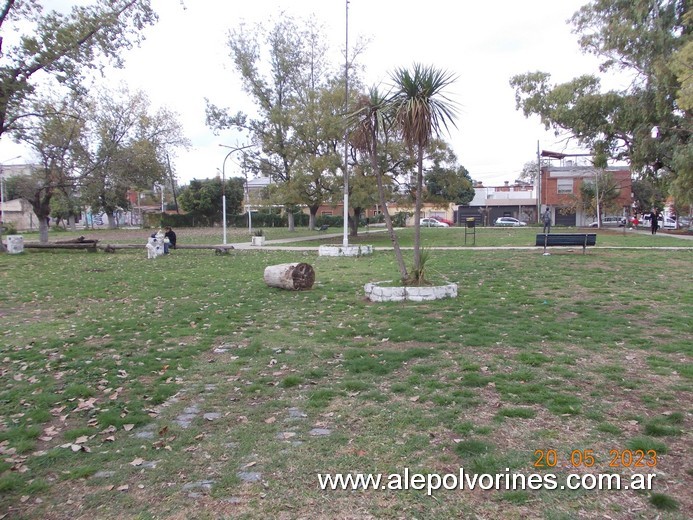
top-left (542, 207), bottom-right (552, 234)
top-left (650, 209), bottom-right (659, 235)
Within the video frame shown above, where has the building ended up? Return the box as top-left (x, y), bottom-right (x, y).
top-left (0, 198), bottom-right (36, 231)
top-left (539, 152), bottom-right (632, 226)
top-left (460, 180), bottom-right (537, 226)
top-left (1, 164), bottom-right (35, 231)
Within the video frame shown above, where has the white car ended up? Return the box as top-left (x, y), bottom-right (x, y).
top-left (494, 217), bottom-right (527, 227)
top-left (590, 216), bottom-right (626, 227)
top-left (420, 218), bottom-right (449, 227)
top-left (641, 215), bottom-right (677, 229)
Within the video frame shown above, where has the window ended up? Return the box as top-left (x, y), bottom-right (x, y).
top-left (557, 179), bottom-right (573, 194)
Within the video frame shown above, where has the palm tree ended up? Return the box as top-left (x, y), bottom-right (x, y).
top-left (390, 64), bottom-right (458, 283)
top-left (351, 87), bottom-right (409, 281)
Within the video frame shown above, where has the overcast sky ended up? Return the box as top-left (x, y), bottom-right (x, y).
top-left (2, 0), bottom-right (618, 186)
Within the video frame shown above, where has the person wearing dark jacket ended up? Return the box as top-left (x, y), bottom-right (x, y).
top-left (542, 207), bottom-right (552, 234)
top-left (164, 227), bottom-right (177, 253)
top-left (649, 210), bottom-right (659, 235)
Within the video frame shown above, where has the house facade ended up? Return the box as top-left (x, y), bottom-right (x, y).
top-left (539, 161), bottom-right (632, 227)
top-left (0, 198), bottom-right (36, 231)
top-left (460, 181), bottom-right (537, 226)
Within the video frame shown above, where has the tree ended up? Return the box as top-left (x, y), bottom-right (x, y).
top-left (178, 177), bottom-right (244, 225)
top-left (632, 177), bottom-right (666, 214)
top-left (424, 141), bottom-right (474, 205)
top-left (290, 80), bottom-right (345, 230)
top-left (576, 170), bottom-right (623, 225)
top-left (510, 0), bottom-right (690, 188)
top-left (11, 95), bottom-right (88, 243)
top-left (390, 64), bottom-right (458, 284)
top-left (206, 16), bottom-right (354, 232)
top-left (207, 17), bottom-right (315, 230)
top-left (0, 0), bottom-right (156, 140)
top-left (351, 87), bottom-right (409, 280)
top-left (50, 187), bottom-right (83, 231)
top-left (80, 86), bottom-right (188, 228)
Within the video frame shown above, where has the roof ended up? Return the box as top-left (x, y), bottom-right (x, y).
top-left (247, 176), bottom-right (271, 188)
top-left (482, 198), bottom-right (536, 207)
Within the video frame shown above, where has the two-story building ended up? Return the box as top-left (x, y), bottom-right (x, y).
top-left (539, 151), bottom-right (632, 226)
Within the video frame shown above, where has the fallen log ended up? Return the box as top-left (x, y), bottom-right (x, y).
top-left (263, 263), bottom-right (315, 291)
top-left (56, 236), bottom-right (98, 244)
top-left (24, 243), bottom-right (98, 251)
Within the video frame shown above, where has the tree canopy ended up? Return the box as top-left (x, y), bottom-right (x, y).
top-left (0, 0), bottom-right (156, 139)
top-left (510, 0), bottom-right (690, 204)
top-left (177, 177), bottom-right (244, 225)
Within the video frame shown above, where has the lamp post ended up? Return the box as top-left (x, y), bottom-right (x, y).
top-left (219, 144), bottom-right (255, 245)
top-left (342, 0), bottom-right (350, 247)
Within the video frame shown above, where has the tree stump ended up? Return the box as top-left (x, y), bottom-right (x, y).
top-left (263, 263), bottom-right (315, 291)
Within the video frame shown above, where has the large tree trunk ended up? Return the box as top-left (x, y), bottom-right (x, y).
top-left (350, 208), bottom-right (361, 237)
top-left (106, 211), bottom-right (117, 229)
top-left (38, 218), bottom-right (49, 243)
top-left (31, 189), bottom-right (53, 243)
top-left (287, 208), bottom-right (295, 231)
top-left (308, 206), bottom-right (318, 230)
top-left (263, 263), bottom-right (315, 290)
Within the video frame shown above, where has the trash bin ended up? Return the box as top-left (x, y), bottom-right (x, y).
top-left (464, 218), bottom-right (476, 245)
top-left (7, 235), bottom-right (24, 254)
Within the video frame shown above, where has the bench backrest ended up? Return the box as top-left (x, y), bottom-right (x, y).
top-left (535, 233), bottom-right (597, 247)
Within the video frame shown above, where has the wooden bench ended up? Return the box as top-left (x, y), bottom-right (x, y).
top-left (535, 233), bottom-right (596, 254)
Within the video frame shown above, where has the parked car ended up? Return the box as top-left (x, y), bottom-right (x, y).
top-left (494, 217), bottom-right (527, 227)
top-left (431, 217), bottom-right (455, 226)
top-left (590, 216), bottom-right (626, 227)
top-left (420, 218), bottom-right (449, 227)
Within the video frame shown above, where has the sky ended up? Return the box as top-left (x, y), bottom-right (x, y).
top-left (1, 0), bottom-right (619, 187)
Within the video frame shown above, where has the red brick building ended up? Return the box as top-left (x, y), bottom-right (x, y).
top-left (539, 154), bottom-right (632, 227)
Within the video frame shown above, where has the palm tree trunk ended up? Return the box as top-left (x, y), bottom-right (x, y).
top-left (412, 148), bottom-right (424, 274)
top-left (372, 149), bottom-right (408, 281)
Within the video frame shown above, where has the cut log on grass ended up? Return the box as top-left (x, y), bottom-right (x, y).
top-left (263, 263), bottom-right (315, 291)
top-left (56, 236), bottom-right (98, 244)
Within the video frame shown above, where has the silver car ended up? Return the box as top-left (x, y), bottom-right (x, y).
top-left (494, 217), bottom-right (527, 227)
top-left (420, 218), bottom-right (449, 228)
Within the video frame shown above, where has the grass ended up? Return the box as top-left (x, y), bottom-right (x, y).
top-left (0, 227), bottom-right (691, 519)
top-left (286, 225), bottom-right (693, 248)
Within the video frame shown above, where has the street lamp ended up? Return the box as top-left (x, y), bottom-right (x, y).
top-left (342, 0), bottom-right (350, 247)
top-left (219, 144), bottom-right (255, 245)
top-left (1, 156), bottom-right (22, 225)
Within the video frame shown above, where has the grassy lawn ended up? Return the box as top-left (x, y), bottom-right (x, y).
top-left (287, 226), bottom-right (693, 248)
top-left (1, 232), bottom-right (691, 519)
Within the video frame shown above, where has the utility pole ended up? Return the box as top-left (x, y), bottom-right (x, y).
top-left (536, 141), bottom-right (541, 222)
